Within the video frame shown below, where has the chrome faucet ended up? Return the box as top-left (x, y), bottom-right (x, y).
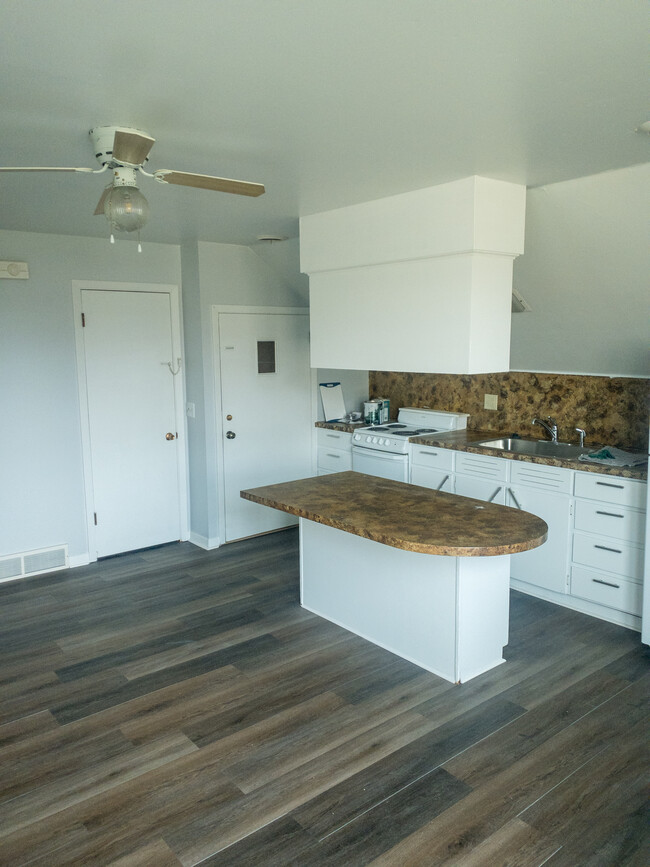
top-left (532, 416), bottom-right (558, 442)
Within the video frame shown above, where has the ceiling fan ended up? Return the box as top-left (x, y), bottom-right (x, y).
top-left (0, 125), bottom-right (265, 246)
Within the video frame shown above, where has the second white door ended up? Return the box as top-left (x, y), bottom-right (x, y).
top-left (81, 288), bottom-right (182, 557)
top-left (217, 310), bottom-right (313, 541)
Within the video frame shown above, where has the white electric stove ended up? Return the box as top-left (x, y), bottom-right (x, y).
top-left (352, 407), bottom-right (469, 482)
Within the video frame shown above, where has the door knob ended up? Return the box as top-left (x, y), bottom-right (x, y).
top-left (165, 432), bottom-right (176, 441)
top-left (226, 430), bottom-right (236, 439)
top-left (226, 414), bottom-right (233, 421)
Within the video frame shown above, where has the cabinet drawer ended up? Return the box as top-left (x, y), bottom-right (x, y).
top-left (574, 499), bottom-right (645, 543)
top-left (455, 452), bottom-right (507, 481)
top-left (455, 475), bottom-right (505, 504)
top-left (317, 448), bottom-right (352, 472)
top-left (317, 428), bottom-right (352, 449)
top-left (410, 446), bottom-right (454, 471)
top-left (571, 566), bottom-right (642, 615)
top-left (574, 472), bottom-right (646, 509)
top-left (510, 461), bottom-right (573, 493)
top-left (410, 465), bottom-right (453, 492)
top-left (572, 532), bottom-right (644, 581)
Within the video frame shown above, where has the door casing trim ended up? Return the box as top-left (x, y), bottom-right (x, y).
top-left (72, 280), bottom-right (189, 562)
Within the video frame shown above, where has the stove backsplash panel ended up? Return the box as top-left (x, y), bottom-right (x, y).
top-left (369, 371), bottom-right (649, 451)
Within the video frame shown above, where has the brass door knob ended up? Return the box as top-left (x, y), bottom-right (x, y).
top-left (165, 432), bottom-right (176, 441)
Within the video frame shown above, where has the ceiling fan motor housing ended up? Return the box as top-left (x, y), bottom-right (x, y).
top-left (90, 125), bottom-right (152, 168)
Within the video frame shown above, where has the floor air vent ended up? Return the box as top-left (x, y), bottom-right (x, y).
top-left (0, 545), bottom-right (68, 583)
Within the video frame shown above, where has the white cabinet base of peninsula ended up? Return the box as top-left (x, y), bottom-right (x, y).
top-left (299, 518), bottom-right (510, 684)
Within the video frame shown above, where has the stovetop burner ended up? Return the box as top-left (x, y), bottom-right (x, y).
top-left (393, 427), bottom-right (437, 436)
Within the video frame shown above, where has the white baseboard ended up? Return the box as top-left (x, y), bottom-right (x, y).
top-left (69, 553), bottom-right (93, 568)
top-left (189, 532), bottom-right (221, 550)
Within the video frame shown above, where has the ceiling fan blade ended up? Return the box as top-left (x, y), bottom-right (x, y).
top-left (112, 130), bottom-right (155, 166)
top-left (0, 166), bottom-right (95, 173)
top-left (93, 185), bottom-right (112, 215)
top-left (154, 170), bottom-right (265, 197)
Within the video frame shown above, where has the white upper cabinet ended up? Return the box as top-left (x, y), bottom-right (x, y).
top-left (300, 176), bottom-right (526, 374)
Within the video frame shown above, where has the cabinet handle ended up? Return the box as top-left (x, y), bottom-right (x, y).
top-left (326, 433), bottom-right (340, 439)
top-left (326, 453), bottom-right (341, 459)
top-left (436, 474), bottom-right (450, 491)
top-left (592, 578), bottom-right (620, 589)
top-left (596, 510), bottom-right (624, 518)
top-left (595, 481), bottom-right (624, 489)
top-left (594, 544), bottom-right (622, 554)
top-left (488, 486), bottom-right (502, 503)
top-left (420, 450), bottom-right (438, 457)
top-left (508, 488), bottom-right (522, 510)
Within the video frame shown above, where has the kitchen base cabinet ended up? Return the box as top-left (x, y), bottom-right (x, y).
top-left (455, 452), bottom-right (507, 504)
top-left (569, 470), bottom-right (646, 624)
top-left (439, 447), bottom-right (646, 631)
top-left (410, 445), bottom-right (454, 493)
top-left (508, 486), bottom-right (571, 594)
top-left (506, 462), bottom-right (573, 596)
top-left (317, 428), bottom-right (352, 476)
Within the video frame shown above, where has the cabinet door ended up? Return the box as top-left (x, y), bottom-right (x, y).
top-left (507, 485), bottom-right (570, 594)
top-left (411, 464), bottom-right (454, 493)
top-left (455, 474), bottom-right (505, 504)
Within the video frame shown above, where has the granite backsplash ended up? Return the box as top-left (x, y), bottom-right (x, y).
top-left (369, 371), bottom-right (650, 451)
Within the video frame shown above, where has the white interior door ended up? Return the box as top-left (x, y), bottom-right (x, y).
top-left (81, 289), bottom-right (182, 557)
top-left (217, 310), bottom-right (313, 541)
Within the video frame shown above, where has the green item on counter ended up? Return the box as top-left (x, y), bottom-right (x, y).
top-left (587, 448), bottom-right (615, 460)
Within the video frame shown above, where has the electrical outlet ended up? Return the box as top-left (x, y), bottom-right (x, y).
top-left (484, 394), bottom-right (498, 411)
top-left (186, 402), bottom-right (196, 418)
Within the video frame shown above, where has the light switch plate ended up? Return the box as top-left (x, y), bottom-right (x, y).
top-left (484, 394), bottom-right (498, 410)
top-left (0, 260), bottom-right (29, 279)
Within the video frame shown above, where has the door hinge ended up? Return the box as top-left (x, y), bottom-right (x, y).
top-left (93, 512), bottom-right (97, 525)
top-left (81, 312), bottom-right (86, 327)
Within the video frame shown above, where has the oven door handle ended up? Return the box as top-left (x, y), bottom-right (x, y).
top-left (351, 446), bottom-right (407, 461)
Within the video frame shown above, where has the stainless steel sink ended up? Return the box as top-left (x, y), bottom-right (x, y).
top-left (476, 437), bottom-right (591, 459)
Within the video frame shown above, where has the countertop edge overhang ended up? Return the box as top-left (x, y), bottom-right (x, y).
top-left (241, 472), bottom-right (548, 557)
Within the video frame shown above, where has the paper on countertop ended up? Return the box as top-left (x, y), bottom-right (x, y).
top-left (578, 446), bottom-right (647, 468)
top-left (319, 382), bottom-right (346, 422)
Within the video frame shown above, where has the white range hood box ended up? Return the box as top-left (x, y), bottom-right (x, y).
top-left (300, 176), bottom-right (526, 374)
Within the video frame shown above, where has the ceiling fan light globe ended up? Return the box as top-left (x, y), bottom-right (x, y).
top-left (104, 185), bottom-right (149, 232)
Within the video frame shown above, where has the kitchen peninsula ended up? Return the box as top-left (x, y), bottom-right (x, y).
top-left (241, 472), bottom-right (547, 683)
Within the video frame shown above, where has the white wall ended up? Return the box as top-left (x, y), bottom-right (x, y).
top-left (511, 163), bottom-right (650, 376)
top-left (0, 230), bottom-right (181, 563)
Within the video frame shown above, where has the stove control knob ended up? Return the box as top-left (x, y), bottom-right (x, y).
top-left (366, 436), bottom-right (372, 442)
top-left (353, 433), bottom-right (360, 441)
top-left (372, 436), bottom-right (378, 444)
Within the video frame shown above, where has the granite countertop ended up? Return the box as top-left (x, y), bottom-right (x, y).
top-left (241, 471), bottom-right (548, 557)
top-left (315, 422), bottom-right (647, 480)
top-left (408, 429), bottom-right (648, 480)
top-left (315, 420), bottom-right (365, 433)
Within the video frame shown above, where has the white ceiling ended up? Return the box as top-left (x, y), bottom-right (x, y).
top-left (1, 0), bottom-right (648, 247)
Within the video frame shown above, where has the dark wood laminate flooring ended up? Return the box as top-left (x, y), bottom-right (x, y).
top-left (0, 530), bottom-right (648, 866)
